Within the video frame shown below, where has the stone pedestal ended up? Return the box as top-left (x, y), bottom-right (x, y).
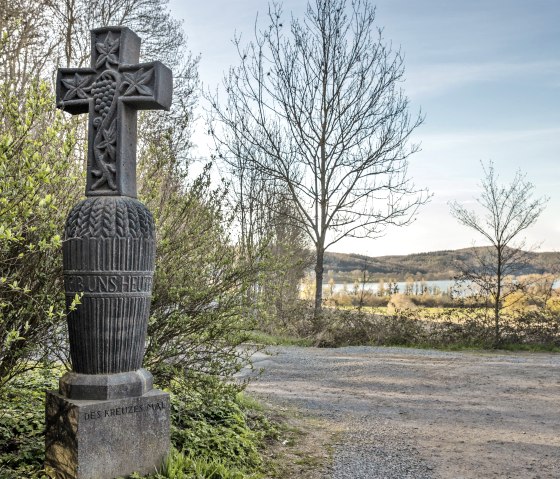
top-left (45, 389), bottom-right (170, 479)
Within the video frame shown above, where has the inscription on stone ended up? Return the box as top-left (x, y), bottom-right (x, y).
top-left (83, 400), bottom-right (165, 420)
top-left (65, 272), bottom-right (153, 294)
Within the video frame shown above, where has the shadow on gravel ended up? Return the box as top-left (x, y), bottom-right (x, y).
top-left (247, 346), bottom-right (560, 479)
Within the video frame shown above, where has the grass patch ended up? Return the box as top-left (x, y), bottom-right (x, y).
top-left (1, 367), bottom-right (327, 479)
top-left (135, 448), bottom-right (261, 479)
top-left (496, 343), bottom-right (560, 353)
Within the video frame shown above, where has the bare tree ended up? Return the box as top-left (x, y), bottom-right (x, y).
top-left (209, 0), bottom-right (427, 321)
top-left (224, 137), bottom-right (313, 329)
top-left (0, 0), bottom-right (58, 92)
top-left (449, 161), bottom-right (548, 346)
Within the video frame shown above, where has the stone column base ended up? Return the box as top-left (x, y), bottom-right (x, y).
top-left (45, 389), bottom-right (170, 479)
top-left (59, 368), bottom-right (153, 400)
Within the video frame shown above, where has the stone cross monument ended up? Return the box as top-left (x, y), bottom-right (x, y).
top-left (45, 26), bottom-right (172, 479)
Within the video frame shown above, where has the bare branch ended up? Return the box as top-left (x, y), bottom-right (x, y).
top-left (208, 0), bottom-right (427, 317)
top-left (449, 160), bottom-right (549, 345)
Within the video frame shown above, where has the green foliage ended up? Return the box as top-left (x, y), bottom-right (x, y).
top-left (152, 448), bottom-right (258, 479)
top-left (135, 92), bottom-right (268, 479)
top-left (0, 80), bottom-right (81, 386)
top-left (250, 201), bottom-right (314, 334)
top-left (135, 122), bottom-right (260, 385)
top-left (0, 368), bottom-right (275, 479)
top-left (0, 366), bottom-right (60, 478)
top-left (131, 377), bottom-right (274, 479)
top-left (0, 4), bottom-right (272, 479)
top-left (168, 376), bottom-right (263, 473)
top-left (219, 154), bottom-right (313, 340)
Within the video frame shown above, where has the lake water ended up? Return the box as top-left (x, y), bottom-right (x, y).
top-left (330, 279), bottom-right (459, 295)
top-left (329, 278), bottom-right (560, 295)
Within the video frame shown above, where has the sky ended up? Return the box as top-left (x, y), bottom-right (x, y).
top-left (167, 0), bottom-right (560, 257)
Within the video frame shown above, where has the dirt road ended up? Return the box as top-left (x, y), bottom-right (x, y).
top-left (245, 346), bottom-right (560, 479)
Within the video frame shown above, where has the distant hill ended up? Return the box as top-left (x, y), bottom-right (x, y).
top-left (323, 248), bottom-right (560, 282)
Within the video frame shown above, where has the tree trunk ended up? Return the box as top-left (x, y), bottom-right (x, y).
top-left (314, 246), bottom-right (324, 325)
top-left (494, 248), bottom-right (502, 347)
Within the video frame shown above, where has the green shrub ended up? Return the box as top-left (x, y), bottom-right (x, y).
top-left (0, 81), bottom-right (81, 387)
top-left (0, 366), bottom-right (61, 478)
top-left (140, 155), bottom-right (259, 387)
top-left (168, 375), bottom-right (263, 473)
top-left (0, 367), bottom-right (273, 479)
top-left (140, 448), bottom-right (260, 479)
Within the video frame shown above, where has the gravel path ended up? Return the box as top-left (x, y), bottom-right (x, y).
top-left (244, 346), bottom-right (560, 479)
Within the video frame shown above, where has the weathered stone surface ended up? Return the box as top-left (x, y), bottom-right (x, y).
top-left (45, 389), bottom-right (170, 479)
top-left (56, 26), bottom-right (172, 198)
top-left (63, 197), bottom-right (156, 376)
top-left (59, 368), bottom-right (153, 400)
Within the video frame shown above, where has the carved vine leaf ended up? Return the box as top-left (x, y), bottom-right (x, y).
top-left (122, 68), bottom-right (153, 96)
top-left (96, 32), bottom-right (120, 69)
top-left (91, 117), bottom-right (118, 190)
top-left (61, 73), bottom-right (91, 100)
top-left (97, 119), bottom-right (117, 161)
top-left (91, 164), bottom-right (117, 190)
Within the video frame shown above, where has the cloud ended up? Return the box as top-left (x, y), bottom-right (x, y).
top-left (418, 127), bottom-right (560, 152)
top-left (406, 126), bottom-right (560, 215)
top-left (405, 60), bottom-right (560, 98)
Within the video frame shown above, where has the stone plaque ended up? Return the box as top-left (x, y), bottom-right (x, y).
top-left (45, 390), bottom-right (170, 479)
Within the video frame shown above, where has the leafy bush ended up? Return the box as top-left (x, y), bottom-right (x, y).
top-left (168, 375), bottom-right (264, 473)
top-left (138, 139), bottom-right (259, 386)
top-left (0, 81), bottom-right (81, 387)
top-left (149, 448), bottom-right (258, 479)
top-left (0, 366), bottom-right (61, 478)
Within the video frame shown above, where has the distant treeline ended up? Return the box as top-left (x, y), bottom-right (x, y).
top-left (323, 247), bottom-right (560, 282)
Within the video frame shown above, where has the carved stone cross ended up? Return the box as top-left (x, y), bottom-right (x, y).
top-left (47, 27), bottom-right (172, 479)
top-left (56, 26), bottom-right (172, 197)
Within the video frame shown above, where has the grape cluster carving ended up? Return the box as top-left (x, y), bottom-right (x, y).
top-left (92, 78), bottom-right (117, 120)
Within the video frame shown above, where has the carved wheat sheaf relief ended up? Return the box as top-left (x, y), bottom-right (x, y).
top-left (65, 197), bottom-right (155, 239)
